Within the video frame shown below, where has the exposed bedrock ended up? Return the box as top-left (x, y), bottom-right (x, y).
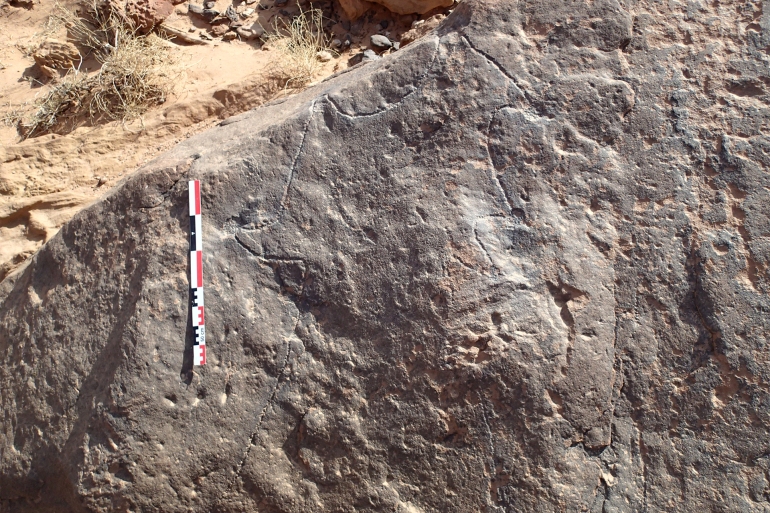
top-left (1, 0), bottom-right (769, 511)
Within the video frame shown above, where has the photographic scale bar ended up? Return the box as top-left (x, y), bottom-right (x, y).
top-left (189, 180), bottom-right (206, 366)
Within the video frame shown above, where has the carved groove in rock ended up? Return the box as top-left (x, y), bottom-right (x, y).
top-left (1, 0), bottom-right (769, 512)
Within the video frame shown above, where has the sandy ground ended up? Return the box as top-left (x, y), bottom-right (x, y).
top-left (0, 0), bottom-right (430, 282)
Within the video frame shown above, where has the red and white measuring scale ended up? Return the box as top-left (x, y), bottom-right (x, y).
top-left (189, 180), bottom-right (206, 365)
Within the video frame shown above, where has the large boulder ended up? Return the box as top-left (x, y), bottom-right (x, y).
top-left (369, 0), bottom-right (452, 15)
top-left (2, 0), bottom-right (769, 511)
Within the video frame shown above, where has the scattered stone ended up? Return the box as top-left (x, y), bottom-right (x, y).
top-left (229, 20), bottom-right (242, 28)
top-left (210, 23), bottom-right (229, 36)
top-left (392, 41), bottom-right (400, 50)
top-left (9, 0), bottom-right (34, 8)
top-left (346, 52), bottom-right (362, 66)
top-left (159, 23), bottom-right (211, 44)
top-left (126, 0), bottom-right (175, 33)
top-left (32, 40), bottom-right (80, 79)
top-left (188, 2), bottom-right (219, 20)
top-left (241, 7), bottom-right (254, 17)
top-left (245, 0), bottom-right (256, 3)
top-left (199, 32), bottom-right (212, 40)
top-left (225, 4), bottom-right (238, 22)
top-left (362, 48), bottom-right (379, 62)
top-left (316, 50), bottom-right (333, 62)
top-left (188, 26), bottom-right (196, 31)
top-left (370, 34), bottom-right (392, 49)
top-left (236, 27), bottom-right (257, 39)
top-left (223, 31), bottom-right (237, 40)
top-left (350, 17), bottom-right (364, 36)
top-left (331, 38), bottom-right (342, 49)
top-left (400, 13), bottom-right (444, 47)
top-left (96, 177), bottom-right (106, 187)
top-left (249, 22), bottom-right (265, 37)
top-left (203, 0), bottom-right (215, 7)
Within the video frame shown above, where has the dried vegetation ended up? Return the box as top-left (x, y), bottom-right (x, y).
top-left (265, 4), bottom-right (335, 90)
top-left (6, 1), bottom-right (177, 139)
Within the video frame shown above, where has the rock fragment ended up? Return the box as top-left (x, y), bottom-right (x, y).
top-left (209, 23), bottom-right (229, 36)
top-left (361, 48), bottom-right (379, 62)
top-left (32, 39), bottom-right (80, 79)
top-left (400, 13), bottom-right (444, 47)
top-left (370, 34), bottom-right (392, 48)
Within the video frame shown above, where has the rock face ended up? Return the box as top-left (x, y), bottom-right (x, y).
top-left (339, 0), bottom-right (450, 19)
top-left (2, 0), bottom-right (770, 511)
top-left (369, 0), bottom-right (452, 15)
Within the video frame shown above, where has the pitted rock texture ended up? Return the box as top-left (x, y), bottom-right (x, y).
top-left (32, 40), bottom-right (81, 79)
top-left (125, 0), bottom-right (174, 32)
top-left (2, 0), bottom-right (770, 511)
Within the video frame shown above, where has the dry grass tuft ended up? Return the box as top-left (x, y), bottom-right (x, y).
top-left (265, 4), bottom-right (334, 91)
top-left (11, 1), bottom-right (176, 139)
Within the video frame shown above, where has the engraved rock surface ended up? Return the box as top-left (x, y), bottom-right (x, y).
top-left (2, 0), bottom-right (770, 511)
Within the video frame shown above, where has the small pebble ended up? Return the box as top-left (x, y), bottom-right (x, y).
top-left (362, 49), bottom-right (380, 62)
top-left (223, 31), bottom-right (237, 40)
top-left (331, 38), bottom-right (342, 48)
top-left (370, 34), bottom-right (392, 49)
top-left (236, 27), bottom-right (257, 39)
top-left (241, 7), bottom-right (254, 17)
top-left (316, 50), bottom-right (332, 62)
